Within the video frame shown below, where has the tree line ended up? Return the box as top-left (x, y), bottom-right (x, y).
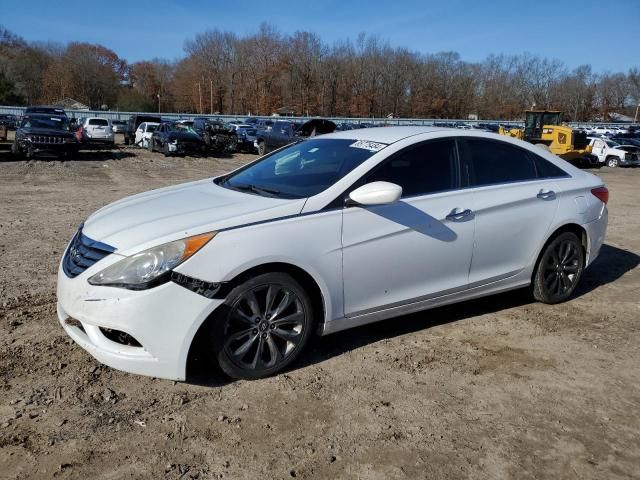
top-left (1, 24), bottom-right (639, 121)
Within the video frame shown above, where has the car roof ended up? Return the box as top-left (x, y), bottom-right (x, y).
top-left (321, 126), bottom-right (458, 144)
top-left (23, 113), bottom-right (67, 119)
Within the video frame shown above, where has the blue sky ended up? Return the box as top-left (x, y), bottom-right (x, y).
top-left (3, 0), bottom-right (639, 72)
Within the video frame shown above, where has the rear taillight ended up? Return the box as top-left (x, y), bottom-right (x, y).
top-left (591, 186), bottom-right (609, 204)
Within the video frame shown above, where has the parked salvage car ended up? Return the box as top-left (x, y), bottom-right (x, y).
top-left (149, 122), bottom-right (206, 156)
top-left (255, 118), bottom-right (336, 155)
top-left (124, 114), bottom-right (162, 145)
top-left (12, 114), bottom-right (78, 159)
top-left (228, 124), bottom-right (258, 152)
top-left (56, 127), bottom-right (608, 381)
top-left (134, 122), bottom-right (159, 149)
top-left (0, 114), bottom-right (18, 129)
top-left (78, 117), bottom-right (115, 148)
top-left (111, 120), bottom-right (127, 134)
top-left (588, 137), bottom-right (634, 167)
top-left (193, 118), bottom-right (238, 152)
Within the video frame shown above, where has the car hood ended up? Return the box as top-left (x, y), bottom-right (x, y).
top-left (82, 178), bottom-right (307, 255)
top-left (18, 127), bottom-right (75, 137)
top-left (167, 132), bottom-right (203, 142)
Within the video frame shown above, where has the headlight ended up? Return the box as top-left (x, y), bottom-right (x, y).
top-left (88, 232), bottom-right (215, 289)
top-left (171, 139), bottom-right (178, 144)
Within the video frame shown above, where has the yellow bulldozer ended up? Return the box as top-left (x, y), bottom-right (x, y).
top-left (499, 110), bottom-right (593, 163)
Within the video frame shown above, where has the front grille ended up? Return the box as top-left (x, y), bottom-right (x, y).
top-left (31, 135), bottom-right (67, 144)
top-left (63, 228), bottom-right (115, 278)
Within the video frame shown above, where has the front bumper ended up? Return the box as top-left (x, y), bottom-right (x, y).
top-left (56, 261), bottom-right (224, 380)
top-left (168, 142), bottom-right (207, 154)
top-left (619, 157), bottom-right (640, 167)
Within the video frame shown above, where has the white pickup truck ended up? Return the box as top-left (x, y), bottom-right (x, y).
top-left (587, 137), bottom-right (638, 167)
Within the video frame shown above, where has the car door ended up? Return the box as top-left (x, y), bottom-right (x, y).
top-left (592, 138), bottom-right (606, 161)
top-left (458, 138), bottom-right (561, 285)
top-left (342, 139), bottom-right (476, 316)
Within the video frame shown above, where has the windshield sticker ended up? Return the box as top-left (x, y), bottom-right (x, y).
top-left (50, 117), bottom-right (62, 121)
top-left (349, 140), bottom-right (387, 152)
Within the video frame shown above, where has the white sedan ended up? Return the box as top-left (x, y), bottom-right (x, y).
top-left (56, 127), bottom-right (608, 380)
top-left (134, 121), bottom-right (159, 148)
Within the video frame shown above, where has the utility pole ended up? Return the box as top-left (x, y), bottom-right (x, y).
top-left (635, 103), bottom-right (640, 124)
top-left (157, 93), bottom-right (161, 113)
top-left (210, 79), bottom-right (213, 115)
top-left (198, 82), bottom-right (202, 114)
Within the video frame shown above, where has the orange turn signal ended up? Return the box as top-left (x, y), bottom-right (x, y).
top-left (181, 232), bottom-right (216, 261)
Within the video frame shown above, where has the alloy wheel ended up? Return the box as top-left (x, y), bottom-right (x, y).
top-left (223, 284), bottom-right (306, 372)
top-left (541, 239), bottom-right (581, 297)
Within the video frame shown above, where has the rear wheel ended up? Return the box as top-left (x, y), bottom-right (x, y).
top-left (606, 156), bottom-right (619, 168)
top-left (532, 232), bottom-right (584, 304)
top-left (212, 272), bottom-right (314, 380)
top-left (257, 140), bottom-right (266, 156)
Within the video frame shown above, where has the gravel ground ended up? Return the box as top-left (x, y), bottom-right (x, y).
top-left (0, 139), bottom-right (639, 479)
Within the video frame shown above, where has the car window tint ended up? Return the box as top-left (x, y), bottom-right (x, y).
top-left (465, 139), bottom-right (537, 186)
top-left (88, 119), bottom-right (108, 126)
top-left (365, 140), bottom-right (456, 197)
top-left (532, 154), bottom-right (568, 178)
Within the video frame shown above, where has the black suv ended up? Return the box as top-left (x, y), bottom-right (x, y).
top-left (124, 114), bottom-right (162, 145)
top-left (12, 114), bottom-right (79, 159)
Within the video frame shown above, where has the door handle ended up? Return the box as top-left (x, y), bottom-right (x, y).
top-left (446, 208), bottom-right (473, 221)
top-left (537, 189), bottom-right (556, 200)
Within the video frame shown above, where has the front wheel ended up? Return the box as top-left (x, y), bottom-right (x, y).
top-left (257, 141), bottom-right (266, 156)
top-left (532, 232), bottom-right (584, 304)
top-left (212, 272), bottom-right (314, 380)
top-left (11, 141), bottom-right (22, 158)
top-left (606, 156), bottom-right (619, 168)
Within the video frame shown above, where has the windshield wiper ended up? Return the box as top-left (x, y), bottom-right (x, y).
top-left (226, 181), bottom-right (281, 197)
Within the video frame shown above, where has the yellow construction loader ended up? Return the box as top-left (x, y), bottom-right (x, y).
top-left (499, 110), bottom-right (593, 164)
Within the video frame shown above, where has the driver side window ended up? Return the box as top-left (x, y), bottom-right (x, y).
top-left (364, 139), bottom-right (458, 198)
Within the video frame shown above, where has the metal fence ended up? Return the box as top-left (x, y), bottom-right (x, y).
top-left (0, 105), bottom-right (636, 128)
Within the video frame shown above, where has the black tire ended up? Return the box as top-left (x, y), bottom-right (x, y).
top-left (148, 139), bottom-right (155, 152)
top-left (257, 140), bottom-right (266, 156)
top-left (532, 232), bottom-right (584, 304)
top-left (606, 156), bottom-right (618, 168)
top-left (163, 142), bottom-right (170, 157)
top-left (11, 141), bottom-right (22, 158)
top-left (124, 135), bottom-right (130, 146)
top-left (212, 272), bottom-right (314, 380)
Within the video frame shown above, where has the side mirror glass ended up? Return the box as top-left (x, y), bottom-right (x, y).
top-left (348, 181), bottom-right (402, 206)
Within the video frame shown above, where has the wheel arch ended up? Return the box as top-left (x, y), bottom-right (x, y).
top-left (185, 261), bottom-right (327, 374)
top-left (532, 222), bottom-right (588, 282)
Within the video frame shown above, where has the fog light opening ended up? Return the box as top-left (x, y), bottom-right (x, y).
top-left (99, 328), bottom-right (143, 347)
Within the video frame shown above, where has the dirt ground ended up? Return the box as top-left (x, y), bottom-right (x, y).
top-left (0, 136), bottom-right (639, 480)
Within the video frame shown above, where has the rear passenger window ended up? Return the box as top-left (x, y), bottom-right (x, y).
top-left (532, 154), bottom-right (567, 178)
top-left (365, 140), bottom-right (457, 197)
top-left (464, 139), bottom-right (537, 186)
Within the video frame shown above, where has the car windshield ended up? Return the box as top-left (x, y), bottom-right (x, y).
top-left (169, 123), bottom-right (198, 134)
top-left (21, 117), bottom-right (70, 131)
top-left (220, 138), bottom-right (385, 199)
top-left (606, 140), bottom-right (620, 147)
top-left (146, 125), bottom-right (157, 133)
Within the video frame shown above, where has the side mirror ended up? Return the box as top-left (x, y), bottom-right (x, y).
top-left (348, 181), bottom-right (402, 206)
